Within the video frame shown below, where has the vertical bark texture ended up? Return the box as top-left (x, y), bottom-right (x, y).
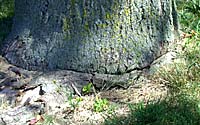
top-left (3, 0), bottom-right (178, 74)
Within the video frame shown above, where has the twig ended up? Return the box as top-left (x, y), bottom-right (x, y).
top-left (69, 81), bottom-right (81, 97)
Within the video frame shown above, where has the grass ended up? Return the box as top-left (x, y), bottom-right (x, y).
top-left (105, 97), bottom-right (200, 125)
top-left (94, 96), bottom-right (109, 112)
top-left (0, 0), bottom-right (14, 47)
top-left (177, 0), bottom-right (200, 32)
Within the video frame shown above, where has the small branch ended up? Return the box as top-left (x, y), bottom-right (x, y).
top-left (70, 81), bottom-right (82, 97)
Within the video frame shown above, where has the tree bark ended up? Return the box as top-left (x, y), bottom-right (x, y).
top-left (3, 0), bottom-right (179, 75)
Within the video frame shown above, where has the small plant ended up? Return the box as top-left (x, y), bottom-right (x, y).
top-left (68, 93), bottom-right (82, 110)
top-left (82, 82), bottom-right (93, 94)
top-left (94, 96), bottom-right (109, 112)
top-left (177, 0), bottom-right (200, 32)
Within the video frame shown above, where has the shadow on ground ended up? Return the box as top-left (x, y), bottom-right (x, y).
top-left (104, 95), bottom-right (200, 125)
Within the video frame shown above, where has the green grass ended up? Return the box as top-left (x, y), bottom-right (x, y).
top-left (0, 0), bottom-right (14, 46)
top-left (177, 0), bottom-right (200, 32)
top-left (104, 98), bottom-right (200, 125)
top-left (94, 97), bottom-right (109, 112)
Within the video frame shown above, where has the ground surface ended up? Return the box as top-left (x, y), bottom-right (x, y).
top-left (0, 54), bottom-right (172, 125)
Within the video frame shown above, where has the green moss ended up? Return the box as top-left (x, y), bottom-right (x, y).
top-left (122, 48), bottom-right (127, 53)
top-left (84, 22), bottom-right (90, 32)
top-left (62, 17), bottom-right (70, 32)
top-left (111, 0), bottom-right (119, 12)
top-left (62, 17), bottom-right (72, 40)
top-left (97, 23), bottom-right (108, 29)
top-left (83, 8), bottom-right (87, 18)
top-left (62, 17), bottom-right (70, 38)
top-left (70, 0), bottom-right (76, 6)
top-left (105, 13), bottom-right (111, 20)
top-left (124, 8), bottom-right (130, 16)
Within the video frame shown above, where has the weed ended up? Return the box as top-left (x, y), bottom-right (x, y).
top-left (93, 96), bottom-right (109, 112)
top-left (82, 82), bottom-right (93, 94)
top-left (68, 93), bottom-right (82, 110)
top-left (177, 0), bottom-right (200, 32)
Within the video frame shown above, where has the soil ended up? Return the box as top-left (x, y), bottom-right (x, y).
top-left (0, 55), bottom-right (170, 125)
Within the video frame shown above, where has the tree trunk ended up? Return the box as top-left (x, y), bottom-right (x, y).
top-left (3, 0), bottom-right (178, 75)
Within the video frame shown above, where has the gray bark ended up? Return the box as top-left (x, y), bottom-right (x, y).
top-left (3, 0), bottom-right (179, 75)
